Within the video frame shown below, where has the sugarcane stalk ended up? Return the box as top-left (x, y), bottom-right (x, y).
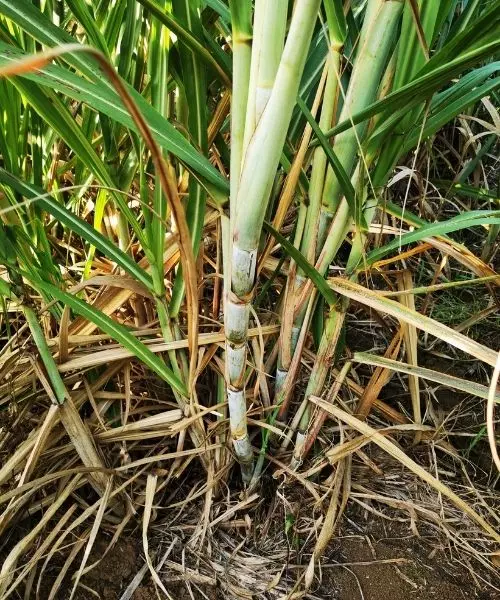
top-left (289, 195), bottom-right (381, 466)
top-left (275, 2), bottom-right (345, 403)
top-left (275, 62), bottom-right (339, 401)
top-left (249, 293), bottom-right (316, 489)
top-left (288, 359), bottom-right (351, 462)
top-left (291, 305), bottom-right (345, 463)
top-left (229, 0), bottom-right (252, 214)
top-left (276, 1), bottom-right (402, 415)
top-left (275, 184), bottom-right (351, 411)
top-left (300, 49), bottom-right (342, 263)
top-left (275, 202), bottom-right (310, 401)
top-left (226, 0), bottom-right (322, 481)
top-left (242, 0), bottom-right (288, 154)
top-left (275, 0), bottom-right (404, 426)
top-left (318, 0), bottom-right (403, 248)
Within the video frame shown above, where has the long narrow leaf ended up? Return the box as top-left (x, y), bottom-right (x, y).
top-left (136, 0), bottom-right (231, 87)
top-left (354, 352), bottom-right (499, 402)
top-left (0, 43), bottom-right (227, 196)
top-left (263, 221), bottom-right (337, 306)
top-left (25, 275), bottom-right (188, 396)
top-left (364, 211), bottom-right (500, 266)
top-left (328, 278), bottom-right (498, 367)
top-left (0, 168), bottom-right (153, 290)
top-left (263, 221), bottom-right (497, 366)
top-left (315, 6), bottom-right (500, 144)
top-left (3, 77), bottom-right (146, 245)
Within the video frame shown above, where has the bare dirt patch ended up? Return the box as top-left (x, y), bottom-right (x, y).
top-left (37, 516), bottom-right (498, 600)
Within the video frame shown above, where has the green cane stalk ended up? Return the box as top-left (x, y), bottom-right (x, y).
top-left (241, 0), bottom-right (288, 156)
top-left (275, 0), bottom-right (346, 402)
top-left (318, 0), bottom-right (404, 245)
top-left (229, 0), bottom-right (252, 213)
top-left (275, 0), bottom-right (403, 423)
top-left (290, 194), bottom-right (380, 466)
top-left (226, 0), bottom-right (322, 481)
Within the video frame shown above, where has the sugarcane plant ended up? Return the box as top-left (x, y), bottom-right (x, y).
top-left (224, 0), bottom-right (500, 482)
top-left (0, 0), bottom-right (499, 498)
top-left (225, 0), bottom-right (323, 481)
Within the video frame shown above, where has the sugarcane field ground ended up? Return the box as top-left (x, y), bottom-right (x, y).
top-left (1, 1), bottom-right (500, 599)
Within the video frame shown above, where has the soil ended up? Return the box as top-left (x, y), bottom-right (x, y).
top-left (38, 520), bottom-right (498, 600)
top-left (315, 528), bottom-right (497, 600)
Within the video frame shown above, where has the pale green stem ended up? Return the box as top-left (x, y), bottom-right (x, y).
top-left (274, 201), bottom-right (310, 412)
top-left (277, 1), bottom-right (402, 408)
top-left (229, 0), bottom-right (252, 214)
top-left (284, 0), bottom-right (403, 358)
top-left (233, 0), bottom-right (322, 256)
top-left (285, 173), bottom-right (354, 376)
top-left (290, 306), bottom-right (346, 463)
top-left (226, 0), bottom-right (322, 480)
top-left (276, 199), bottom-right (308, 378)
top-left (286, 1), bottom-right (417, 451)
top-left (275, 46), bottom-right (342, 403)
top-left (242, 0), bottom-right (288, 157)
top-left (319, 0), bottom-right (403, 240)
top-left (290, 197), bottom-right (380, 466)
top-left (300, 49), bottom-right (342, 263)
